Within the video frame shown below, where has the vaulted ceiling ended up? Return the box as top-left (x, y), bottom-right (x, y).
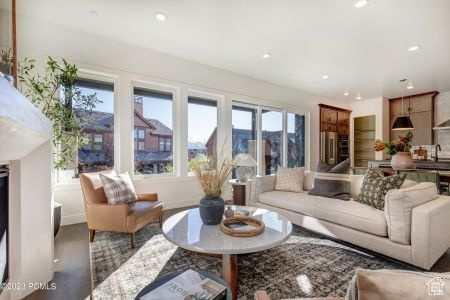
top-left (18, 0), bottom-right (450, 101)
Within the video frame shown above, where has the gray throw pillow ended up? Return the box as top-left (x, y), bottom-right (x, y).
top-left (354, 169), bottom-right (407, 210)
top-left (308, 159), bottom-right (351, 200)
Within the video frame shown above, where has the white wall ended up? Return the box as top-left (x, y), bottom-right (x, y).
top-left (350, 97), bottom-right (390, 165)
top-left (17, 14), bottom-right (349, 225)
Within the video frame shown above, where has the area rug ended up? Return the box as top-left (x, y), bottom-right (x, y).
top-left (90, 223), bottom-right (415, 300)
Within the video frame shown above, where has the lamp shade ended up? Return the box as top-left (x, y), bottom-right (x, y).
top-left (234, 153), bottom-right (257, 167)
top-left (391, 116), bottom-right (414, 131)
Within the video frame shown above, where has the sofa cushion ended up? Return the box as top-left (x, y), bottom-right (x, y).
top-left (275, 166), bottom-right (305, 193)
top-left (259, 191), bottom-right (387, 236)
top-left (354, 169), bottom-right (407, 210)
top-left (308, 159), bottom-right (351, 200)
top-left (384, 182), bottom-right (438, 245)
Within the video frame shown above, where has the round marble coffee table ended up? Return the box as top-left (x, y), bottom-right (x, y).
top-left (162, 205), bottom-right (292, 300)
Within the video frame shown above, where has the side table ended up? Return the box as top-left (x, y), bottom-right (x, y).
top-left (228, 179), bottom-right (248, 206)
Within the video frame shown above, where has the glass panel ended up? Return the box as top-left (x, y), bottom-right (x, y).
top-left (232, 105), bottom-right (257, 178)
top-left (165, 138), bottom-right (171, 151)
top-left (261, 109), bottom-right (283, 175)
top-left (133, 88), bottom-right (173, 175)
top-left (59, 79), bottom-right (115, 180)
top-left (287, 113), bottom-right (306, 167)
top-left (188, 97), bottom-right (217, 172)
top-left (159, 138), bottom-right (165, 152)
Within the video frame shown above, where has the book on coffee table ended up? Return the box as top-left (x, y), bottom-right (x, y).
top-left (140, 269), bottom-right (227, 300)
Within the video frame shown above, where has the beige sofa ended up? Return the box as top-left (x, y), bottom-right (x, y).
top-left (249, 171), bottom-right (450, 270)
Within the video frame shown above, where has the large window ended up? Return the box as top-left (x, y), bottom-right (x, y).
top-left (232, 105), bottom-right (257, 178)
top-left (288, 113), bottom-right (306, 167)
top-left (188, 97), bottom-right (217, 171)
top-left (133, 88), bottom-right (173, 175)
top-left (59, 78), bottom-right (115, 180)
top-left (261, 109), bottom-right (283, 175)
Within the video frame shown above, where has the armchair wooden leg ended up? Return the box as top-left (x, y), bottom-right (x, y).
top-left (159, 214), bottom-right (164, 228)
top-left (89, 229), bottom-right (95, 243)
top-left (130, 232), bottom-right (136, 249)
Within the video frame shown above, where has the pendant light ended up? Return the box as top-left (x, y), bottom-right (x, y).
top-left (392, 79), bottom-right (414, 131)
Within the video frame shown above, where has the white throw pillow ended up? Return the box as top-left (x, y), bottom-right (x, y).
top-left (275, 166), bottom-right (305, 193)
top-left (384, 182), bottom-right (438, 244)
top-left (100, 171), bottom-right (138, 204)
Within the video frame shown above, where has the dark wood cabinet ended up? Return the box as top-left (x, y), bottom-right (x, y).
top-left (319, 104), bottom-right (351, 164)
top-left (389, 92), bottom-right (438, 145)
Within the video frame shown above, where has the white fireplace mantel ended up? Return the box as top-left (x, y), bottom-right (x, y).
top-left (0, 77), bottom-right (52, 161)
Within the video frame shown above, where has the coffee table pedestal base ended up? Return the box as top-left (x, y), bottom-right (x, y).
top-left (222, 254), bottom-right (238, 300)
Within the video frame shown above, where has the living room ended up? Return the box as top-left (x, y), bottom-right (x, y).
top-left (1, 0), bottom-right (449, 299)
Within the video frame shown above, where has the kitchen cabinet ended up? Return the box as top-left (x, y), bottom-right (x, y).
top-left (319, 104), bottom-right (351, 164)
top-left (389, 92), bottom-right (438, 145)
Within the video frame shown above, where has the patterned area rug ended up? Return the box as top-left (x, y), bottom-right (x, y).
top-left (90, 223), bottom-right (414, 300)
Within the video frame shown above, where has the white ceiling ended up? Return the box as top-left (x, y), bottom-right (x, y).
top-left (18, 0), bottom-right (450, 101)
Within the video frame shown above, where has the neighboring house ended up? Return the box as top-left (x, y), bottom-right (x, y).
top-left (75, 96), bottom-right (173, 175)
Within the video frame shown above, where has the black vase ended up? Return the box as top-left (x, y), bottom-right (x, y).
top-left (199, 196), bottom-right (224, 225)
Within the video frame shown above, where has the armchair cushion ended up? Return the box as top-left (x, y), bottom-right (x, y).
top-left (127, 200), bottom-right (164, 231)
top-left (100, 171), bottom-right (138, 204)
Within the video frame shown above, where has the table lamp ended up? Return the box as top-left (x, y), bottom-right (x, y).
top-left (234, 153), bottom-right (257, 182)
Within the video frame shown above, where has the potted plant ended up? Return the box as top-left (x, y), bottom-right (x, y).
top-left (190, 148), bottom-right (238, 225)
top-left (0, 48), bottom-right (13, 84)
top-left (374, 131), bottom-right (414, 170)
top-left (18, 57), bottom-right (100, 235)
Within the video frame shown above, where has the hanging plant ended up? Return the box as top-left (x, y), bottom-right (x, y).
top-left (18, 57), bottom-right (101, 169)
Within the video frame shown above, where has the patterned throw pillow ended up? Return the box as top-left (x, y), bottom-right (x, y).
top-left (308, 159), bottom-right (351, 200)
top-left (100, 172), bottom-right (138, 204)
top-left (354, 169), bottom-right (407, 210)
top-left (275, 166), bottom-right (305, 193)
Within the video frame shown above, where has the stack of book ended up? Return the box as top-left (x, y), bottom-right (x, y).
top-left (140, 269), bottom-right (227, 300)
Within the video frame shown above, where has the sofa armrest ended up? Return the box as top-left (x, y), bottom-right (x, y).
top-left (248, 175), bottom-right (276, 205)
top-left (411, 196), bottom-right (450, 269)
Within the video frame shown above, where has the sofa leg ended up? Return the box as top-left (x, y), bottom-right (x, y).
top-left (159, 215), bottom-right (164, 228)
top-left (130, 232), bottom-right (136, 249)
top-left (89, 229), bottom-right (95, 243)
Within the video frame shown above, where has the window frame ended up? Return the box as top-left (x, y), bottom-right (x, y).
top-left (131, 80), bottom-right (179, 179)
top-left (56, 71), bottom-right (119, 183)
top-left (186, 91), bottom-right (221, 176)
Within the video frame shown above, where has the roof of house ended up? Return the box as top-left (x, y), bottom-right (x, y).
top-left (135, 151), bottom-right (173, 163)
top-left (76, 108), bottom-right (172, 135)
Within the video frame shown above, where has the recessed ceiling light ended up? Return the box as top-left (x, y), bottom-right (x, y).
top-left (155, 12), bottom-right (167, 21)
top-left (261, 53), bottom-right (271, 59)
top-left (343, 91), bottom-right (350, 96)
top-left (354, 0), bottom-right (369, 8)
top-left (408, 45), bottom-right (420, 52)
top-left (356, 94), bottom-right (362, 100)
top-left (321, 75), bottom-right (329, 79)
top-left (406, 81), bottom-right (414, 89)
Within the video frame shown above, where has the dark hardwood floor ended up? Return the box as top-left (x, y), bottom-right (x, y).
top-left (25, 208), bottom-right (450, 300)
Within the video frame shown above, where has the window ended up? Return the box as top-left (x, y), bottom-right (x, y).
top-left (159, 138), bottom-right (165, 152)
top-left (188, 97), bottom-right (218, 171)
top-left (287, 113), bottom-right (306, 167)
top-left (59, 78), bottom-right (115, 180)
top-left (261, 109), bottom-right (283, 175)
top-left (93, 134), bottom-right (103, 151)
top-left (165, 138), bottom-right (171, 152)
top-left (133, 88), bottom-right (173, 175)
top-left (232, 105), bottom-right (257, 178)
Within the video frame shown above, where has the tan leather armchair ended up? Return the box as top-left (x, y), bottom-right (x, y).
top-left (80, 170), bottom-right (165, 248)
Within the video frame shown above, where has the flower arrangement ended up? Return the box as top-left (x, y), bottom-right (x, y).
top-left (190, 146), bottom-right (238, 197)
top-left (374, 131), bottom-right (413, 156)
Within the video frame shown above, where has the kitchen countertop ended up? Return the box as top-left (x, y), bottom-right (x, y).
top-left (368, 160), bottom-right (450, 171)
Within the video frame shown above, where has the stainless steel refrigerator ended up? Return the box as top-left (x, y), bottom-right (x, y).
top-left (320, 131), bottom-right (337, 165)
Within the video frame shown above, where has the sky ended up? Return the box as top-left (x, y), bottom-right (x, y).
top-left (80, 86), bottom-right (297, 143)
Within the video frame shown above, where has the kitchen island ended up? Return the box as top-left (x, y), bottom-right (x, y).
top-left (368, 160), bottom-right (450, 171)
